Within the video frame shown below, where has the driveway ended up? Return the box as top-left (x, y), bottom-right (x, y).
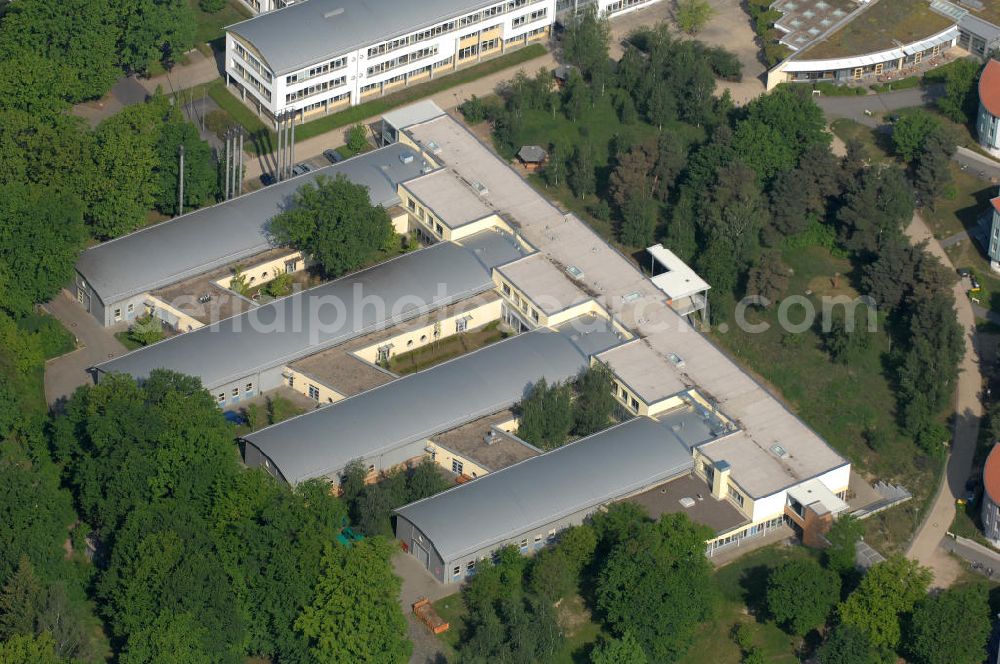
top-left (70, 76), bottom-right (150, 128)
top-left (904, 213), bottom-right (980, 588)
top-left (816, 84), bottom-right (945, 127)
top-left (941, 535), bottom-right (1000, 578)
top-left (42, 291), bottom-right (127, 409)
top-left (394, 551), bottom-right (460, 664)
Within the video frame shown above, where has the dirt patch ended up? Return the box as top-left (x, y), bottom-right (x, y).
top-left (555, 594), bottom-right (593, 637)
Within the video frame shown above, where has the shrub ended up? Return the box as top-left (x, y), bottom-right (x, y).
top-left (127, 314), bottom-right (163, 347)
top-left (706, 47), bottom-right (743, 82)
top-left (199, 0), bottom-right (226, 11)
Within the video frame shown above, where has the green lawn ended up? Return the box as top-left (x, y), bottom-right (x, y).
top-left (710, 244), bottom-right (940, 552)
top-left (921, 163), bottom-right (995, 240)
top-left (390, 321), bottom-right (508, 374)
top-left (190, 0), bottom-right (252, 48)
top-left (113, 330), bottom-right (145, 352)
top-left (830, 118), bottom-right (892, 163)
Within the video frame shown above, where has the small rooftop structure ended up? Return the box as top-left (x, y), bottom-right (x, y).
top-left (394, 416), bottom-right (695, 564)
top-left (495, 254), bottom-right (591, 317)
top-left (771, 0), bottom-right (855, 52)
top-left (787, 478), bottom-right (850, 516)
top-left (516, 145), bottom-right (547, 164)
top-left (646, 244), bottom-right (710, 318)
top-left (402, 169), bottom-right (495, 229)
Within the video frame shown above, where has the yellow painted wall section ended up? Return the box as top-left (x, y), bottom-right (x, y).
top-left (144, 295), bottom-right (205, 333)
top-left (426, 442), bottom-right (491, 478)
top-left (395, 134), bottom-right (441, 169)
top-left (213, 251), bottom-right (306, 291)
top-left (390, 210), bottom-right (410, 235)
top-left (351, 297), bottom-right (504, 364)
top-left (281, 367), bottom-right (346, 405)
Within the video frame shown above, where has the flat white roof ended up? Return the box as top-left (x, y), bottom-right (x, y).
top-left (402, 110), bottom-right (848, 498)
top-left (646, 244), bottom-right (710, 301)
top-left (596, 339), bottom-right (689, 405)
top-left (788, 478), bottom-right (850, 516)
top-left (403, 169), bottom-right (495, 229)
top-left (495, 254), bottom-right (591, 316)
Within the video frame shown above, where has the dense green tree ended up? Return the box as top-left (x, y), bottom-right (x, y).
top-left (823, 309), bottom-right (872, 365)
top-left (674, 0), bottom-right (714, 35)
top-left (838, 555), bottom-right (931, 650)
top-left (732, 118), bottom-right (796, 182)
top-left (0, 0), bottom-right (121, 101)
top-left (0, 183), bottom-right (86, 315)
top-left (295, 539), bottom-right (410, 664)
top-left (199, 0), bottom-right (226, 11)
top-left (545, 140), bottom-right (568, 188)
top-left (0, 53), bottom-right (74, 117)
top-left (569, 143), bottom-right (597, 200)
top-left (347, 124), bottom-right (368, 155)
top-left (745, 251), bottom-right (789, 304)
top-left (573, 364), bottom-right (616, 436)
top-left (269, 174), bottom-right (396, 278)
top-left (529, 525), bottom-right (597, 601)
top-left (912, 127), bottom-right (956, 207)
top-left (744, 87), bottom-right (830, 158)
top-left (119, 611), bottom-right (212, 664)
top-left (127, 314), bottom-right (164, 347)
top-left (891, 110), bottom-right (940, 163)
top-left (934, 57), bottom-right (981, 124)
top-left (766, 558), bottom-right (840, 635)
top-left (906, 583), bottom-right (990, 664)
top-left (817, 624), bottom-right (884, 664)
top-left (517, 377), bottom-right (574, 449)
top-left (591, 631), bottom-right (648, 664)
top-left (619, 197), bottom-right (658, 246)
top-left (561, 5), bottom-right (610, 79)
top-left (596, 514), bottom-right (716, 662)
top-left (155, 119), bottom-right (219, 215)
top-left (562, 69), bottom-right (590, 121)
top-left (0, 557), bottom-right (42, 639)
top-left (0, 632), bottom-right (65, 664)
top-left (117, 0), bottom-right (197, 74)
top-left (836, 166), bottom-right (914, 256)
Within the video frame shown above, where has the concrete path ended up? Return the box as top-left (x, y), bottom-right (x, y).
top-left (70, 49), bottom-right (224, 128)
top-left (41, 291), bottom-right (127, 409)
top-left (393, 551), bottom-right (459, 664)
top-left (955, 146), bottom-right (1000, 181)
top-left (816, 84), bottom-right (945, 127)
top-left (942, 534), bottom-right (1000, 578)
top-left (941, 229), bottom-right (970, 248)
top-left (904, 213), bottom-right (980, 588)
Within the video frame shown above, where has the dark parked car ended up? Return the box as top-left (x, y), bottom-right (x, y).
top-left (291, 162), bottom-right (312, 176)
top-left (323, 148), bottom-right (343, 164)
top-left (260, 172), bottom-right (276, 186)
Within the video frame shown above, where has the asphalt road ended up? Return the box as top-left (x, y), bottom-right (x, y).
top-left (815, 83), bottom-right (945, 127)
top-left (942, 535), bottom-right (1000, 578)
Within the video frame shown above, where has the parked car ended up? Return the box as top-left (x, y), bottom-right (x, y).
top-left (323, 148), bottom-right (343, 164)
top-left (291, 162), bottom-right (312, 176)
top-left (260, 172), bottom-right (276, 186)
top-left (958, 267), bottom-right (971, 278)
top-left (971, 274), bottom-right (982, 292)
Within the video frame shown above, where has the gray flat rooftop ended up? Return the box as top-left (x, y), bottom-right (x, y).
top-left (403, 112), bottom-right (847, 498)
top-left (430, 409), bottom-right (539, 472)
top-left (597, 339), bottom-right (689, 405)
top-left (495, 254), bottom-right (591, 316)
top-left (628, 473), bottom-right (749, 535)
top-left (228, 0), bottom-right (502, 75)
top-left (76, 143), bottom-right (425, 305)
top-left (656, 403), bottom-right (731, 451)
top-left (95, 241), bottom-right (494, 391)
top-left (403, 170), bottom-right (495, 229)
top-left (395, 416), bottom-right (695, 562)
top-left (454, 229), bottom-right (528, 271)
top-left (243, 321), bottom-right (624, 485)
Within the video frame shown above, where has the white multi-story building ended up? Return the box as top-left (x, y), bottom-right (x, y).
top-left (225, 0), bottom-right (663, 125)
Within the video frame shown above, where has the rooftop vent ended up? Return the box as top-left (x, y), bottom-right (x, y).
top-left (471, 180), bottom-right (489, 196)
top-left (623, 291), bottom-right (641, 303)
top-left (770, 443), bottom-right (789, 459)
top-left (679, 497), bottom-right (696, 508)
top-left (484, 430), bottom-right (498, 446)
top-left (426, 140), bottom-right (442, 154)
top-left (323, 7), bottom-right (344, 18)
top-left (566, 265), bottom-right (584, 280)
top-left (667, 352), bottom-right (685, 368)
top-left (399, 152), bottom-right (415, 164)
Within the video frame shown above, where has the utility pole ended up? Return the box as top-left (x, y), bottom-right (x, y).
top-left (276, 112), bottom-right (284, 182)
top-left (225, 128), bottom-right (232, 201)
top-left (178, 144), bottom-right (185, 216)
top-left (290, 110), bottom-right (296, 174)
top-left (237, 129), bottom-right (244, 196)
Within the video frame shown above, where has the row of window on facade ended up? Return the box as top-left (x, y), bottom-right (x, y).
top-left (367, 45), bottom-right (439, 77)
top-left (611, 379), bottom-right (641, 413)
top-left (284, 76), bottom-right (347, 104)
top-left (451, 528), bottom-right (558, 578)
top-left (233, 62), bottom-right (273, 102)
top-left (233, 42), bottom-right (272, 83)
top-left (604, 0), bottom-right (655, 14)
top-left (286, 56), bottom-right (348, 86)
top-left (112, 302), bottom-right (136, 322)
top-left (498, 281), bottom-right (542, 324)
top-left (364, 0), bottom-right (540, 59)
top-left (706, 515), bottom-right (787, 554)
top-left (216, 381), bottom-right (256, 404)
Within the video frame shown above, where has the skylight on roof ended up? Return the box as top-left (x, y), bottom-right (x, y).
top-left (770, 444), bottom-right (789, 458)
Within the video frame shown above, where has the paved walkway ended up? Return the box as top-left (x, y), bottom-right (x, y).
top-left (942, 534), bottom-right (1000, 578)
top-left (941, 229), bottom-right (970, 248)
top-left (904, 213), bottom-right (980, 588)
top-left (42, 291), bottom-right (127, 408)
top-left (393, 551), bottom-right (459, 664)
top-left (816, 84), bottom-right (945, 127)
top-left (954, 146), bottom-right (1000, 181)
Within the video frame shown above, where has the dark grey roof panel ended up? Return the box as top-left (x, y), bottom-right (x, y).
top-left (95, 241), bottom-right (493, 389)
top-left (395, 416), bottom-right (695, 561)
top-left (76, 143), bottom-right (425, 304)
top-left (243, 322), bottom-right (624, 484)
top-left (228, 0), bottom-right (502, 75)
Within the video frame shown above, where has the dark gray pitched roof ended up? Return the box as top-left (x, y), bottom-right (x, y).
top-left (395, 416), bottom-right (695, 562)
top-left (243, 320), bottom-right (624, 484)
top-left (76, 143), bottom-right (426, 304)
